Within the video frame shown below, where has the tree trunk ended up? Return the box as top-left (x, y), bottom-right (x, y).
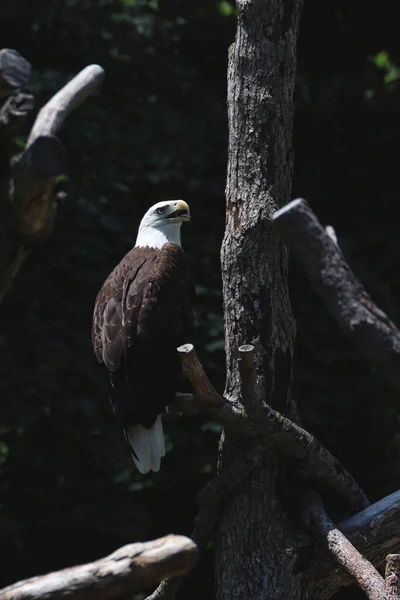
top-left (216, 1), bottom-right (303, 599)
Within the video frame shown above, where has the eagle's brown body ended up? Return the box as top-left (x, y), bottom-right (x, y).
top-left (92, 242), bottom-right (194, 464)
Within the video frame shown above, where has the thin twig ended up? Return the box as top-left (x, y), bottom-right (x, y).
top-left (27, 64), bottom-right (105, 147)
top-left (273, 198), bottom-right (400, 391)
top-left (302, 491), bottom-right (385, 600)
top-left (0, 535), bottom-right (198, 600)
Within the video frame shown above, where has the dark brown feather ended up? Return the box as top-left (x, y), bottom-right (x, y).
top-left (92, 243), bottom-right (194, 429)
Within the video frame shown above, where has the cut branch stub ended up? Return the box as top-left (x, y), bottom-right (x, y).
top-left (273, 198), bottom-right (400, 392)
top-left (238, 344), bottom-right (258, 412)
top-left (176, 343), bottom-right (246, 432)
top-left (177, 344), bottom-right (225, 408)
top-left (0, 49), bottom-right (31, 97)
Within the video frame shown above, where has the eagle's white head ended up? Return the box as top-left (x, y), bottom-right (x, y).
top-left (135, 200), bottom-right (191, 249)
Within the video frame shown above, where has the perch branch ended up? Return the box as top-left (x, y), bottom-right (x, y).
top-left (0, 535), bottom-right (197, 600)
top-left (177, 344), bottom-right (225, 407)
top-left (386, 554), bottom-right (400, 600)
top-left (273, 198), bottom-right (400, 391)
top-left (27, 64), bottom-right (105, 147)
top-left (176, 344), bottom-right (369, 510)
top-left (302, 491), bottom-right (385, 600)
top-left (303, 489), bottom-right (400, 600)
top-left (177, 344), bottom-right (245, 429)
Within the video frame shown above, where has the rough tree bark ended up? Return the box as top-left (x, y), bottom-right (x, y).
top-left (216, 1), bottom-right (304, 599)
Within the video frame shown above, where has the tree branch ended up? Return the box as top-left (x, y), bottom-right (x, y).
top-left (176, 344), bottom-right (246, 430)
top-left (26, 64), bottom-right (104, 147)
top-left (176, 344), bottom-right (369, 510)
top-left (302, 491), bottom-right (385, 600)
top-left (303, 489), bottom-right (400, 599)
top-left (263, 405), bottom-right (370, 510)
top-left (273, 198), bottom-right (400, 391)
top-left (0, 62), bottom-right (105, 302)
top-left (0, 535), bottom-right (198, 600)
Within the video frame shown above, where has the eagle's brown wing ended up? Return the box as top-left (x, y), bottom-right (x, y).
top-left (92, 247), bottom-right (158, 372)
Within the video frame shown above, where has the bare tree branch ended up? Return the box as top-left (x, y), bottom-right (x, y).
top-left (273, 198), bottom-right (400, 392)
top-left (176, 344), bottom-right (369, 510)
top-left (386, 554), bottom-right (400, 600)
top-left (304, 489), bottom-right (400, 599)
top-left (0, 535), bottom-right (198, 600)
top-left (264, 405), bottom-right (370, 510)
top-left (302, 491), bottom-right (385, 600)
top-left (176, 343), bottom-right (246, 429)
top-left (26, 65), bottom-right (105, 147)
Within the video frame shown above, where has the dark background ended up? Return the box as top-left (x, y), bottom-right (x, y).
top-left (1, 1), bottom-right (400, 598)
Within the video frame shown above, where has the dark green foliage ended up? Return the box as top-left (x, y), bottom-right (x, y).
top-left (0, 1), bottom-right (399, 598)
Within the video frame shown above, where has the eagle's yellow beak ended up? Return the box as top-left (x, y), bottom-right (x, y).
top-left (165, 200), bottom-right (191, 222)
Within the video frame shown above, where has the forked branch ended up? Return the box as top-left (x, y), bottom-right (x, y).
top-left (176, 344), bottom-right (245, 429)
top-left (176, 343), bottom-right (369, 510)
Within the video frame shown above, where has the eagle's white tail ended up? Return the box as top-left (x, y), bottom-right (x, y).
top-left (127, 415), bottom-right (166, 474)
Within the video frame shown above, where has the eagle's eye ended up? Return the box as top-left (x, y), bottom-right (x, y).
top-left (155, 207), bottom-right (165, 215)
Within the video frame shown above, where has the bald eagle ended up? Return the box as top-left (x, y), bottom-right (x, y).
top-left (92, 200), bottom-right (194, 474)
